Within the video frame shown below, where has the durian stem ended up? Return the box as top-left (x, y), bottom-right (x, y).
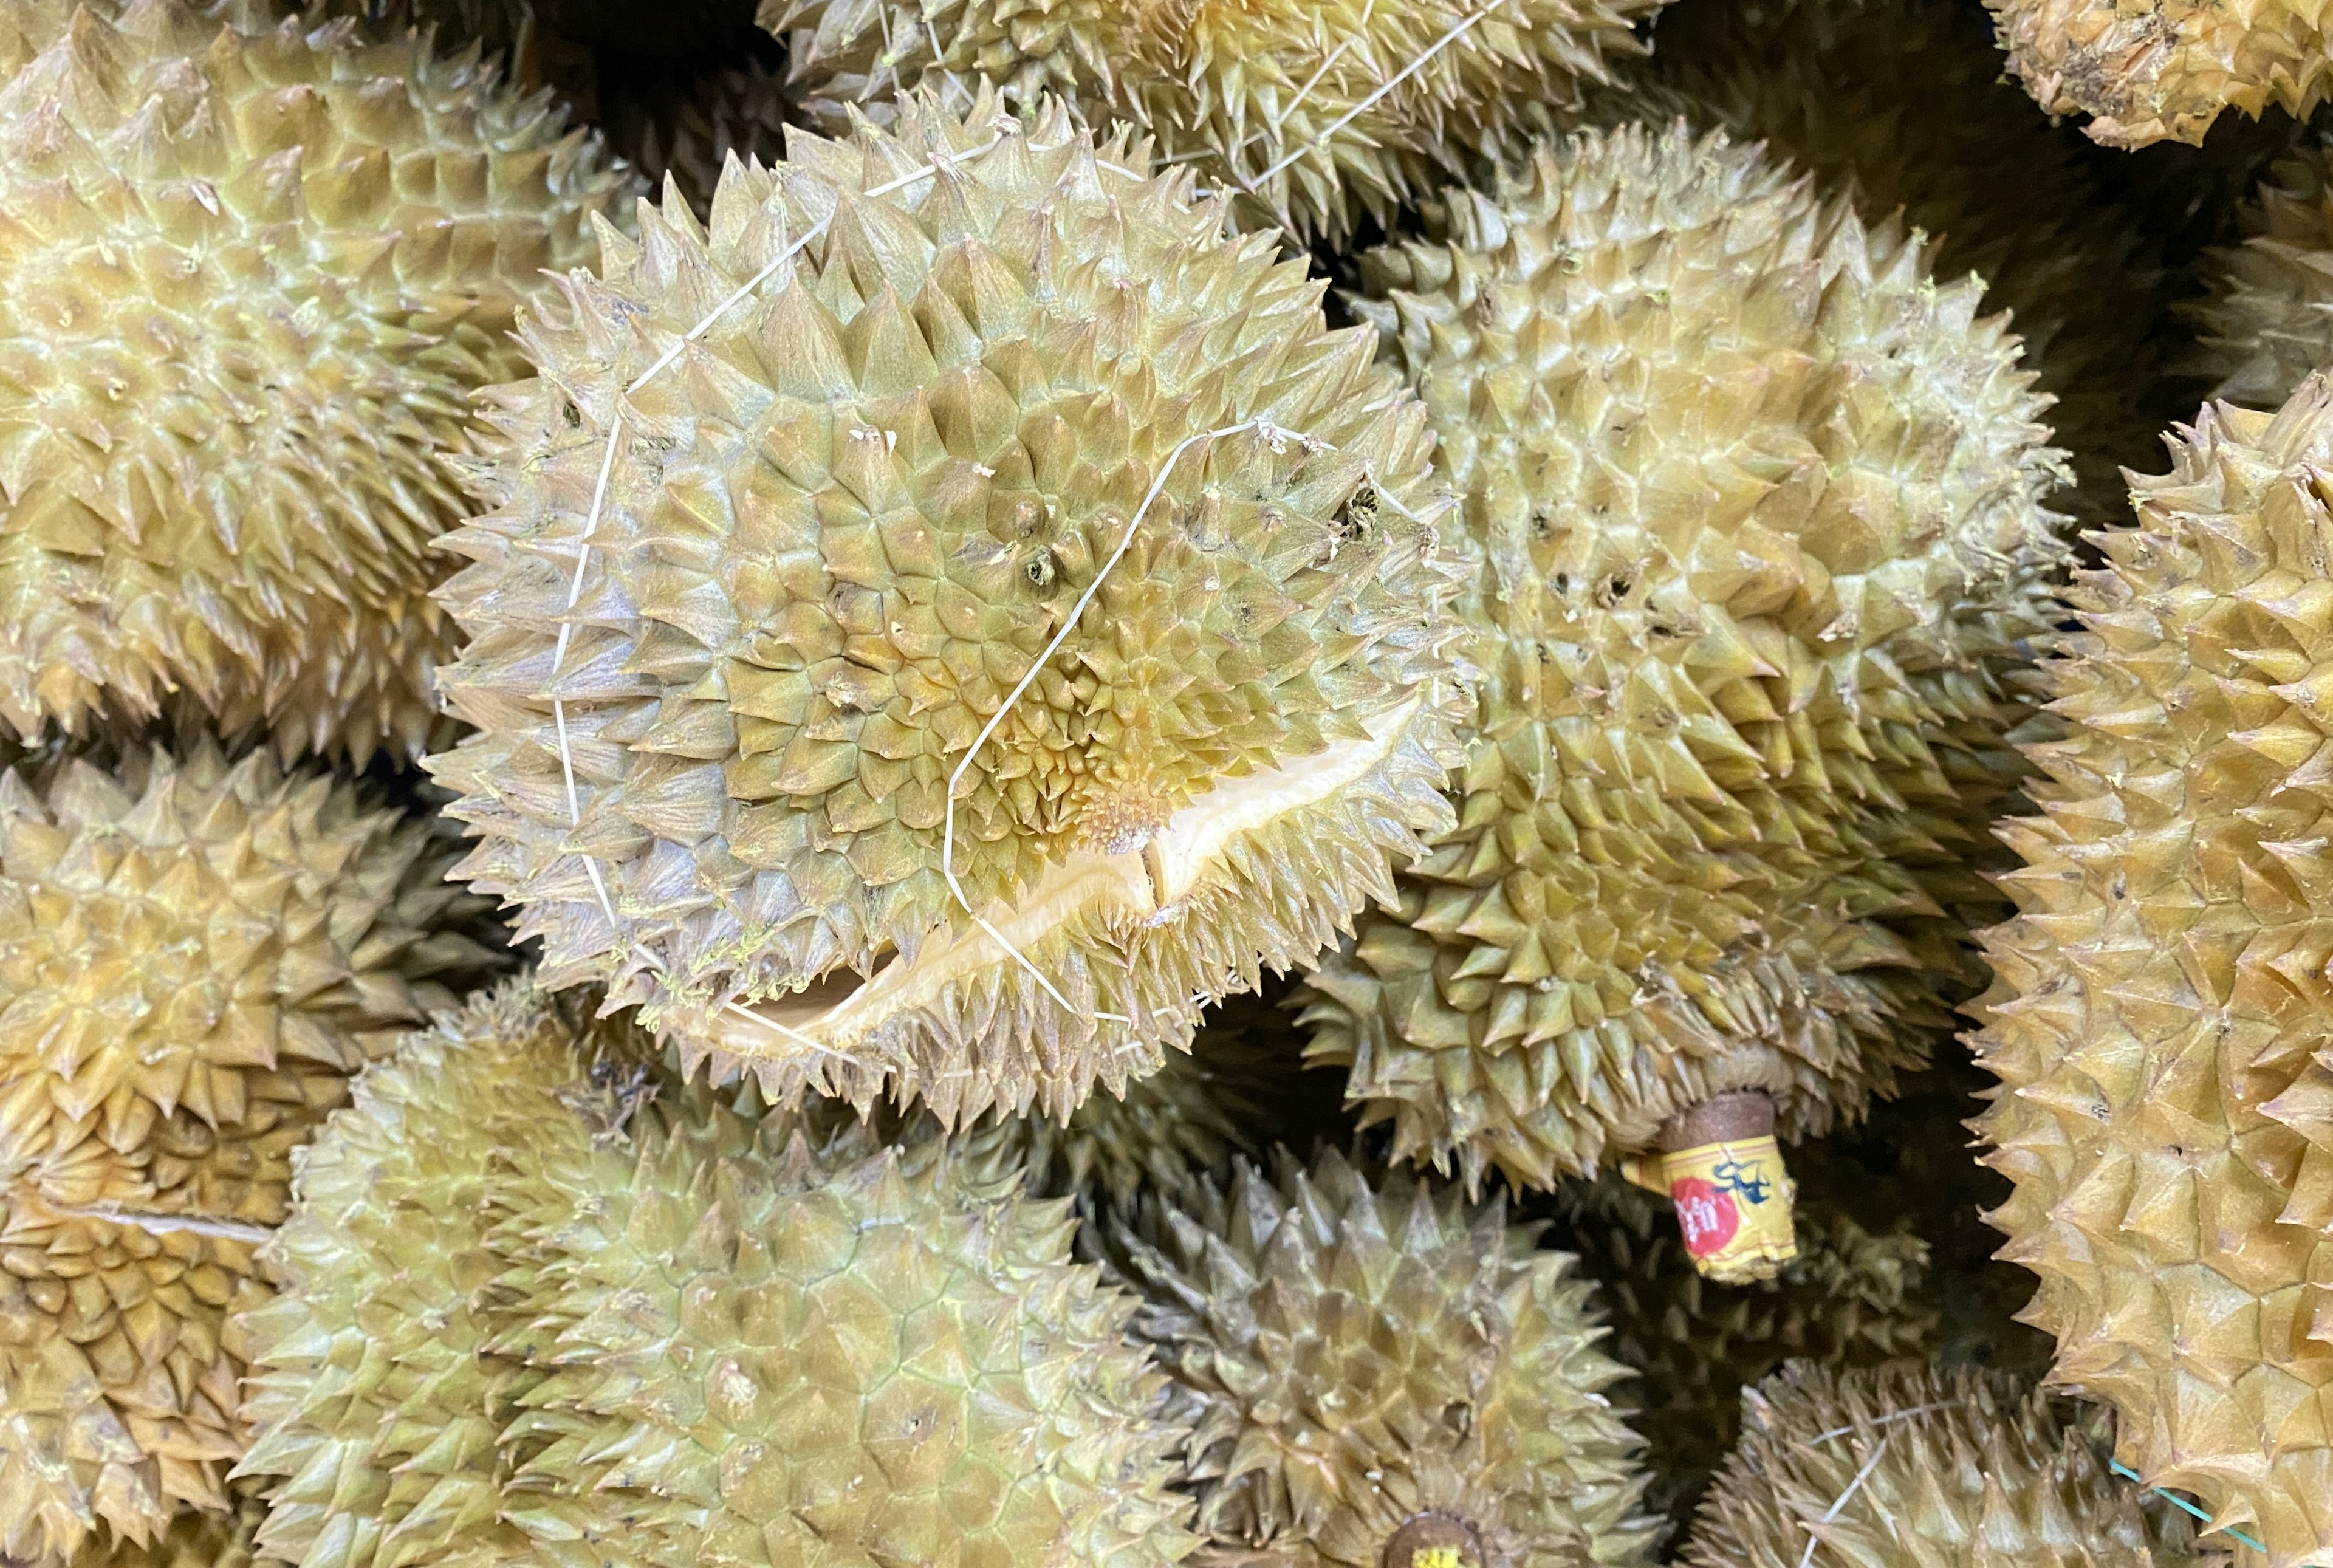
top-left (1631, 1091), bottom-right (1800, 1285)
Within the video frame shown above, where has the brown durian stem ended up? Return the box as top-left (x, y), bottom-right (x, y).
top-left (1626, 1092), bottom-right (1800, 1285)
top-left (1382, 1510), bottom-right (1489, 1568)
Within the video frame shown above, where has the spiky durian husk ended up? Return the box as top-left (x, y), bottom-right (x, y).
top-left (72, 1488), bottom-right (265, 1568)
top-left (1638, 0), bottom-right (2170, 530)
top-left (763, 0), bottom-right (1662, 243)
top-left (1985, 0), bottom-right (2331, 148)
top-left (1970, 377), bottom-right (2333, 1568)
top-left (427, 89), bottom-right (1468, 1128)
top-left (1682, 1364), bottom-right (2223, 1568)
top-left (0, 0), bottom-right (632, 764)
top-left (230, 984), bottom-right (646, 1568)
top-left (1111, 1148), bottom-right (1660, 1568)
top-left (491, 1075), bottom-right (1197, 1567)
top-left (600, 58), bottom-right (790, 219)
top-left (1561, 1174), bottom-right (1935, 1524)
top-left (1297, 123), bottom-right (2070, 1193)
top-left (0, 743), bottom-right (501, 1566)
top-left (2192, 136), bottom-right (2333, 409)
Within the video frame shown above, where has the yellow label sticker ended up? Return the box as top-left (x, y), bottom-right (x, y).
top-left (1622, 1135), bottom-right (1798, 1279)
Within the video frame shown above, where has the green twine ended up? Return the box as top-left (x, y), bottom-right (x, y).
top-left (2111, 1461), bottom-right (2267, 1553)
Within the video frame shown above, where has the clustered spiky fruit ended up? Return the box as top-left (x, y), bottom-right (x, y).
top-left (1984, 0), bottom-right (2333, 148)
top-left (1639, 0), bottom-right (2170, 528)
top-left (1684, 1363), bottom-right (2220, 1567)
top-left (1112, 1147), bottom-right (1660, 1568)
top-left (0, 0), bottom-right (631, 763)
top-left (2192, 135), bottom-right (2333, 411)
top-left (429, 89), bottom-right (1468, 1127)
top-left (0, 742), bottom-right (499, 1566)
top-left (235, 982), bottom-right (1200, 1568)
top-left (1298, 122), bottom-right (2069, 1192)
top-left (763, 0), bottom-right (1664, 241)
top-left (1973, 375), bottom-right (2333, 1568)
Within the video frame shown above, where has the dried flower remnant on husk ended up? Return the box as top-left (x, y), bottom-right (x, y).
top-left (1682, 1363), bottom-right (2225, 1567)
top-left (1112, 1148), bottom-right (1662, 1568)
top-left (763, 0), bottom-right (1667, 242)
top-left (0, 742), bottom-right (502, 1566)
top-left (1985, 0), bottom-right (2333, 148)
top-left (1972, 375), bottom-right (2333, 1567)
top-left (428, 88), bottom-right (1468, 1129)
top-left (0, 0), bottom-right (633, 764)
top-left (1301, 122), bottom-right (2069, 1194)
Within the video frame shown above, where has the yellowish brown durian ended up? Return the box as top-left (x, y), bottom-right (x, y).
top-left (427, 88), bottom-right (1468, 1128)
top-left (1298, 122), bottom-right (2069, 1194)
top-left (1682, 1363), bottom-right (2225, 1567)
top-left (0, 0), bottom-right (632, 764)
top-left (0, 742), bottom-right (501, 1566)
top-left (763, 0), bottom-right (1666, 242)
top-left (1985, 0), bottom-right (2332, 148)
top-left (1112, 1148), bottom-right (1662, 1568)
top-left (1972, 374), bottom-right (2333, 1567)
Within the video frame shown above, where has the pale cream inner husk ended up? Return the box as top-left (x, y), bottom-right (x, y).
top-left (719, 691), bottom-right (1425, 1058)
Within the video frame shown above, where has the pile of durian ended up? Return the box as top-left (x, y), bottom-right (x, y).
top-left (10, 0), bottom-right (2333, 1561)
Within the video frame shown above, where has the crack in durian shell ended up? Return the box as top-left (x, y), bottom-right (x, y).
top-left (1972, 377), bottom-right (2333, 1568)
top-left (0, 0), bottom-right (632, 764)
top-left (1300, 122), bottom-right (2068, 1193)
top-left (428, 90), bottom-right (1467, 1126)
top-left (1112, 1148), bottom-right (1662, 1568)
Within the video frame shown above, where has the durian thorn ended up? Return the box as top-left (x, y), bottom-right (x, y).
top-left (1797, 1397), bottom-right (1968, 1449)
top-left (939, 417), bottom-right (1337, 1028)
top-left (2107, 1461), bottom-right (2269, 1553)
top-left (1796, 1429), bottom-right (1893, 1568)
top-left (722, 999), bottom-right (875, 1072)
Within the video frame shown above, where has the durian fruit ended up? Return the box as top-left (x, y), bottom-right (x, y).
top-left (0, 742), bottom-right (501, 1567)
top-left (1111, 1147), bottom-right (1662, 1568)
top-left (72, 1487), bottom-right (266, 1568)
top-left (488, 1044), bottom-right (1199, 1566)
top-left (1970, 375), bottom-right (2333, 1567)
top-left (231, 983), bottom-right (648, 1568)
top-left (2191, 134), bottom-right (2333, 409)
top-left (1681, 1363), bottom-right (2224, 1568)
top-left (1985, 0), bottom-right (2331, 149)
top-left (1638, 0), bottom-right (2171, 529)
top-left (600, 58), bottom-right (790, 219)
top-left (0, 0), bottom-right (634, 764)
top-left (428, 89), bottom-right (1469, 1128)
top-left (1560, 1173), bottom-right (1936, 1524)
top-left (763, 0), bottom-right (1665, 242)
top-left (1301, 123), bottom-right (2069, 1194)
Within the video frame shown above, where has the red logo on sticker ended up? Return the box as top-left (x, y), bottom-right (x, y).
top-left (1671, 1177), bottom-right (1740, 1257)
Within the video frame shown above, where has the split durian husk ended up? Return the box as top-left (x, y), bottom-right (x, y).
top-left (1561, 1173), bottom-right (1935, 1526)
top-left (600, 56), bottom-right (789, 218)
top-left (1300, 122), bottom-right (2070, 1193)
top-left (763, 0), bottom-right (1665, 243)
top-left (1111, 1147), bottom-right (1662, 1568)
top-left (1972, 373), bottom-right (2333, 1567)
top-left (427, 87), bottom-right (1470, 1129)
top-left (1985, 0), bottom-right (2332, 149)
top-left (1638, 0), bottom-right (2171, 529)
top-left (0, 0), bottom-right (632, 764)
top-left (1682, 1363), bottom-right (2227, 1567)
top-left (0, 742), bottom-right (503, 1566)
top-left (2191, 134), bottom-right (2333, 409)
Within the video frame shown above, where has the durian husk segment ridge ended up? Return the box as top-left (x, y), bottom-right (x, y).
top-left (0, 0), bottom-right (633, 764)
top-left (762, 0), bottom-right (1667, 244)
top-left (1984, 0), bottom-right (2332, 148)
top-left (1300, 120), bottom-right (2071, 1193)
top-left (0, 741), bottom-right (504, 1568)
top-left (1970, 375), bottom-right (2333, 1567)
top-left (1111, 1146), bottom-right (1662, 1568)
top-left (1680, 1362), bottom-right (2228, 1568)
top-left (428, 87), bottom-right (1470, 1130)
top-left (2191, 134), bottom-right (2333, 411)
top-left (1637, 0), bottom-right (2173, 530)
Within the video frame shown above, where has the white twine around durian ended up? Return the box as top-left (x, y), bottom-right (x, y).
top-left (542, 118), bottom-right (1343, 1056)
